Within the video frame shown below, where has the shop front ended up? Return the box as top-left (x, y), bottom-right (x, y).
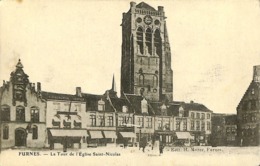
top-left (48, 129), bottom-right (88, 152)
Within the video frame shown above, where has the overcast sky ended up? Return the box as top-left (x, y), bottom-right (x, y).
top-left (1, 0), bottom-right (260, 114)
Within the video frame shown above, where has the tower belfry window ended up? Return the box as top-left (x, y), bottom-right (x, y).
top-left (145, 28), bottom-right (152, 55)
top-left (136, 27), bottom-right (144, 54)
top-left (154, 29), bottom-right (162, 56)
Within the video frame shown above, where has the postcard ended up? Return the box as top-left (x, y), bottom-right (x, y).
top-left (0, 0), bottom-right (259, 166)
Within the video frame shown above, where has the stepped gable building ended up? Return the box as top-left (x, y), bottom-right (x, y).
top-left (237, 65), bottom-right (260, 146)
top-left (0, 60), bottom-right (46, 149)
top-left (120, 1), bottom-right (173, 102)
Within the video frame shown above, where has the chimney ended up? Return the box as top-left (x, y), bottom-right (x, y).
top-left (32, 83), bottom-right (35, 91)
top-left (130, 1), bottom-right (136, 7)
top-left (37, 82), bottom-right (41, 92)
top-left (76, 87), bottom-right (82, 97)
top-left (253, 65), bottom-right (260, 82)
top-left (158, 6), bottom-right (164, 12)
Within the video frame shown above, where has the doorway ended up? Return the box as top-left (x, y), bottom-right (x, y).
top-left (15, 128), bottom-right (27, 146)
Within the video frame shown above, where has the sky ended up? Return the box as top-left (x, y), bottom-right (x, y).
top-left (1, 0), bottom-right (260, 114)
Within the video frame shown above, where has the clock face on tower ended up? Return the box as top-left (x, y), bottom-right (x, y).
top-left (144, 15), bottom-right (152, 25)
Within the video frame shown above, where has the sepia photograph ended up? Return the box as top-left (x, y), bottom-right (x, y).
top-left (0, 0), bottom-right (259, 165)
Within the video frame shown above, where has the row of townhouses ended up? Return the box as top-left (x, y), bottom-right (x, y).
top-left (0, 60), bottom-right (212, 150)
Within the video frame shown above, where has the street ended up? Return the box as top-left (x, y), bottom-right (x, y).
top-left (0, 146), bottom-right (259, 166)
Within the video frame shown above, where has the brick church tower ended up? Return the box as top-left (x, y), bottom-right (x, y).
top-left (120, 2), bottom-right (173, 102)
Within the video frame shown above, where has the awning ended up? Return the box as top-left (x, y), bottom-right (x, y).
top-left (176, 132), bottom-right (193, 139)
top-left (103, 131), bottom-right (117, 139)
top-left (50, 129), bottom-right (88, 137)
top-left (120, 132), bottom-right (136, 138)
top-left (89, 131), bottom-right (104, 139)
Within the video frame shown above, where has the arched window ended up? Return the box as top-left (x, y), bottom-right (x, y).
top-left (31, 106), bottom-right (39, 122)
top-left (145, 28), bottom-right (152, 55)
top-left (139, 74), bottom-right (144, 85)
top-left (3, 125), bottom-right (9, 139)
top-left (136, 27), bottom-right (144, 54)
top-left (153, 75), bottom-right (158, 87)
top-left (154, 29), bottom-right (161, 56)
top-left (16, 106), bottom-right (25, 122)
top-left (32, 125), bottom-right (38, 139)
top-left (141, 98), bottom-right (148, 114)
top-left (1, 105), bottom-right (10, 121)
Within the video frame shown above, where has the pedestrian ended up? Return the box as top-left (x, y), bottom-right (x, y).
top-left (159, 144), bottom-right (164, 155)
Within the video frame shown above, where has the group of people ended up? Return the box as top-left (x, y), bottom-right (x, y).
top-left (139, 137), bottom-right (165, 155)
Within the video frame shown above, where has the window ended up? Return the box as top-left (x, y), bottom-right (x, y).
top-left (164, 119), bottom-right (170, 130)
top-left (191, 112), bottom-right (195, 119)
top-left (183, 121), bottom-right (187, 131)
top-left (98, 99), bottom-right (105, 111)
top-left (122, 106), bottom-right (128, 113)
top-left (90, 115), bottom-right (96, 126)
top-left (53, 103), bottom-right (60, 112)
top-left (153, 75), bottom-right (158, 87)
top-left (207, 113), bottom-right (211, 119)
top-left (108, 116), bottom-right (113, 127)
top-left (147, 117), bottom-right (152, 128)
top-left (139, 74), bottom-right (144, 85)
top-left (64, 103), bottom-right (70, 111)
top-left (118, 116), bottom-right (124, 126)
top-left (207, 121), bottom-right (211, 130)
top-left (196, 121), bottom-right (200, 131)
top-left (3, 125), bottom-right (9, 139)
top-left (191, 121), bottom-right (195, 130)
top-left (136, 27), bottom-right (144, 54)
top-left (196, 113), bottom-right (200, 119)
top-left (16, 106), bottom-right (25, 122)
top-left (141, 99), bottom-right (148, 114)
top-left (201, 121), bottom-right (205, 131)
top-left (176, 121), bottom-right (180, 131)
top-left (201, 113), bottom-right (205, 119)
top-left (31, 106), bottom-right (39, 122)
top-left (99, 116), bottom-right (105, 126)
top-left (226, 127), bottom-right (231, 133)
top-left (32, 125), bottom-right (38, 139)
top-left (1, 105), bottom-right (10, 121)
top-left (158, 118), bottom-right (162, 130)
top-left (125, 116), bottom-right (132, 124)
top-left (137, 117), bottom-right (143, 127)
top-left (154, 29), bottom-right (161, 56)
top-left (74, 104), bottom-right (81, 112)
top-left (145, 28), bottom-right (152, 55)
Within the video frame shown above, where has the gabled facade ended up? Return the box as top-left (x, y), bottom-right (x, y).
top-left (0, 60), bottom-right (46, 149)
top-left (237, 65), bottom-right (260, 146)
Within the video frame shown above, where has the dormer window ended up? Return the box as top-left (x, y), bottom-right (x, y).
top-left (141, 98), bottom-right (148, 114)
top-left (122, 106), bottom-right (128, 113)
top-left (251, 89), bottom-right (255, 95)
top-left (179, 110), bottom-right (184, 117)
top-left (98, 99), bottom-right (105, 111)
top-left (161, 104), bottom-right (167, 116)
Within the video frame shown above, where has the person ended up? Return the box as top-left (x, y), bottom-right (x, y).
top-left (159, 143), bottom-right (164, 155)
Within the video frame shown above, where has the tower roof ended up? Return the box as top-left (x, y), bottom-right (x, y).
top-left (16, 59), bottom-right (24, 68)
top-left (136, 2), bottom-right (156, 11)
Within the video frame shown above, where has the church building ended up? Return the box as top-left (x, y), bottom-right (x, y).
top-left (120, 2), bottom-right (173, 102)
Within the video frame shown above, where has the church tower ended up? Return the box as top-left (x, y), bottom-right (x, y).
top-left (120, 2), bottom-right (173, 102)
